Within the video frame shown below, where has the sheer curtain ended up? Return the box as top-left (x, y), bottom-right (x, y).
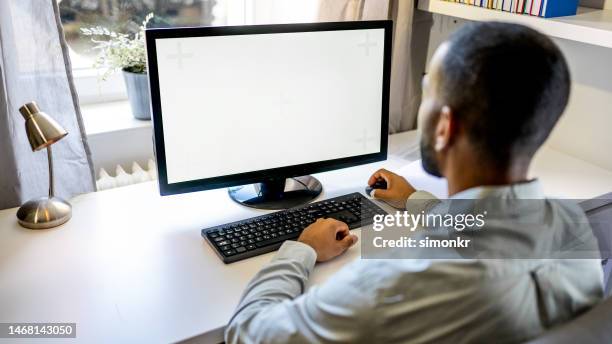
top-left (318, 0), bottom-right (432, 133)
top-left (0, 0), bottom-right (95, 209)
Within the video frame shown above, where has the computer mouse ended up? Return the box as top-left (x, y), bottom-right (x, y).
top-left (365, 178), bottom-right (387, 197)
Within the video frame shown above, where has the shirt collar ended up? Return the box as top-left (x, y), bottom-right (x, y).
top-left (450, 179), bottom-right (544, 199)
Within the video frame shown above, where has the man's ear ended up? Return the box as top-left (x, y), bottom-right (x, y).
top-left (434, 106), bottom-right (454, 152)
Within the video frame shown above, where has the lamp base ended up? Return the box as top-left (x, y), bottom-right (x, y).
top-left (16, 196), bottom-right (72, 229)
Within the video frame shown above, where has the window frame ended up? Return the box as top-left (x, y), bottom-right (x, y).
top-left (72, 67), bottom-right (128, 105)
top-left (63, 0), bottom-right (320, 105)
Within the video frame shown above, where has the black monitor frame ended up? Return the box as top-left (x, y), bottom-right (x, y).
top-left (146, 20), bottom-right (393, 196)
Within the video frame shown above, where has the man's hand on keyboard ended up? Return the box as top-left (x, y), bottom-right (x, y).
top-left (298, 218), bottom-right (358, 262)
top-left (368, 169), bottom-right (416, 209)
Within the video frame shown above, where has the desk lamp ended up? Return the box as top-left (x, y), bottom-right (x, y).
top-left (16, 102), bottom-right (71, 229)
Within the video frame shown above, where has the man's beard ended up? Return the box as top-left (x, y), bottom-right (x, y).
top-left (420, 136), bottom-right (442, 177)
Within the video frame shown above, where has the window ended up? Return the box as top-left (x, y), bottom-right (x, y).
top-left (59, 0), bottom-right (319, 105)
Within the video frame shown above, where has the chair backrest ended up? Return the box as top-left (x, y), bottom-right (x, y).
top-left (526, 296), bottom-right (612, 344)
top-left (528, 195), bottom-right (612, 343)
top-left (581, 194), bottom-right (612, 296)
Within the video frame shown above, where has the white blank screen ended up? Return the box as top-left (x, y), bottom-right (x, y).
top-left (155, 28), bottom-right (385, 184)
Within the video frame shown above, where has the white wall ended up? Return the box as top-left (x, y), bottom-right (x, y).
top-left (581, 0), bottom-right (612, 9)
top-left (546, 39), bottom-right (612, 171)
top-left (422, 13), bottom-right (612, 171)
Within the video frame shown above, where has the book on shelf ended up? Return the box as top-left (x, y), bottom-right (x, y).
top-left (442, 0), bottom-right (579, 18)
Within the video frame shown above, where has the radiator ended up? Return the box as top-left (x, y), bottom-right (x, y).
top-left (96, 159), bottom-right (158, 191)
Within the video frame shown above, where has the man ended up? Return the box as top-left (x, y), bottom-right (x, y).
top-left (225, 22), bottom-right (604, 343)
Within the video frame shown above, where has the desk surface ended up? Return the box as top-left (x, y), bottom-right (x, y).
top-left (1, 132), bottom-right (612, 343)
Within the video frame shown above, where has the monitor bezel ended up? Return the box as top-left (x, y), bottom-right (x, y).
top-left (146, 20), bottom-right (392, 196)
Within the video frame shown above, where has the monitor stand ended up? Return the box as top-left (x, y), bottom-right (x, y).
top-left (228, 175), bottom-right (322, 210)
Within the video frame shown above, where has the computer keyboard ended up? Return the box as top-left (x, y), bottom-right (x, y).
top-left (202, 192), bottom-right (388, 263)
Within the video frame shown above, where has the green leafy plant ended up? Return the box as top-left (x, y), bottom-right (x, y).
top-left (81, 13), bottom-right (154, 80)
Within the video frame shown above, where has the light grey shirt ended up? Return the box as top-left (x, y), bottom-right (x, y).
top-left (225, 181), bottom-right (604, 343)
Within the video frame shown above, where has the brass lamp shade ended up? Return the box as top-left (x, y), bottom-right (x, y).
top-left (19, 102), bottom-right (67, 151)
top-left (16, 102), bottom-right (71, 229)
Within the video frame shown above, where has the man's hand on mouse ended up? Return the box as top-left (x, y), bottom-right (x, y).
top-left (368, 169), bottom-right (416, 209)
top-left (298, 218), bottom-right (358, 262)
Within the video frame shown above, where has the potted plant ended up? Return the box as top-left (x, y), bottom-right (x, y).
top-left (81, 13), bottom-right (154, 120)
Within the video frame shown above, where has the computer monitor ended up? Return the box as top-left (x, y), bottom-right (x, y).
top-left (146, 21), bottom-right (392, 209)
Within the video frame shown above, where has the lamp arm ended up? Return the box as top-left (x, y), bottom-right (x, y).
top-left (47, 146), bottom-right (54, 198)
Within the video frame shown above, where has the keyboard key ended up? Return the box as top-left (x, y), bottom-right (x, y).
top-left (255, 232), bottom-right (300, 248)
top-left (223, 249), bottom-right (236, 256)
top-left (236, 247), bottom-right (246, 253)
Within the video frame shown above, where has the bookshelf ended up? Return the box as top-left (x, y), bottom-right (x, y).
top-left (418, 0), bottom-right (612, 48)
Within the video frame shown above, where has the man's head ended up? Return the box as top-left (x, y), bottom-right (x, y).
top-left (418, 22), bottom-right (570, 178)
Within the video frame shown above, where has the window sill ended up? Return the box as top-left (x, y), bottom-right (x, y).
top-left (81, 100), bottom-right (154, 173)
top-left (73, 68), bottom-right (128, 105)
top-left (81, 100), bottom-right (152, 136)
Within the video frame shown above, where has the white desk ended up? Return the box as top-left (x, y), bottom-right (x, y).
top-left (1, 132), bottom-right (612, 343)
